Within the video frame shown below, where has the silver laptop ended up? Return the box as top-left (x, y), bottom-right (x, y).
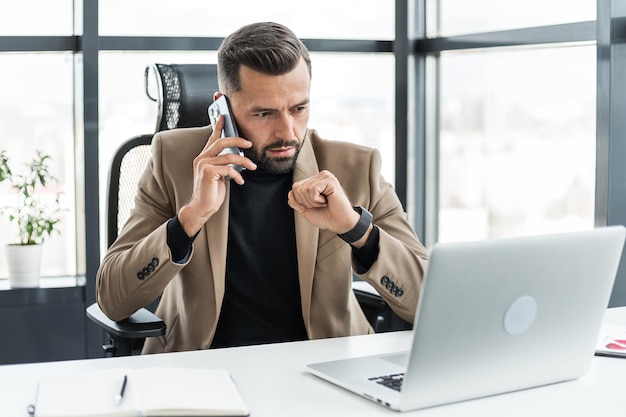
top-left (307, 226), bottom-right (626, 412)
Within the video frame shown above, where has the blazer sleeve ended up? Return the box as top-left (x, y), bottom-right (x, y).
top-left (352, 149), bottom-right (429, 323)
top-left (96, 133), bottom-right (190, 321)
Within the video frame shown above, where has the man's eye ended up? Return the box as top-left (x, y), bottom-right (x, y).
top-left (258, 111), bottom-right (271, 117)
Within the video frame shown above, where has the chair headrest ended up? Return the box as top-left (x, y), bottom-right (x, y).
top-left (146, 63), bottom-right (219, 132)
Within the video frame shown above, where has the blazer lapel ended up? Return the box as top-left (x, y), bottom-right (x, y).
top-left (292, 133), bottom-right (320, 331)
top-left (205, 183), bottom-right (231, 314)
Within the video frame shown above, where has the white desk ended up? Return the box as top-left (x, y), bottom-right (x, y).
top-left (2, 308), bottom-right (626, 416)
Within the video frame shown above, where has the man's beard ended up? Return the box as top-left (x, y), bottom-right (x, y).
top-left (243, 139), bottom-right (303, 174)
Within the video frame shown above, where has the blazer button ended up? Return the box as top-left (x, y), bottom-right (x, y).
top-left (390, 285), bottom-right (398, 294)
top-left (381, 276), bottom-right (390, 285)
top-left (151, 257), bottom-right (159, 267)
top-left (137, 271), bottom-right (145, 280)
top-left (142, 267), bottom-right (150, 277)
top-left (395, 288), bottom-right (404, 297)
top-left (148, 263), bottom-right (155, 272)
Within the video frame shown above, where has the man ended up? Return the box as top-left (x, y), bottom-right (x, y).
top-left (97, 22), bottom-right (429, 354)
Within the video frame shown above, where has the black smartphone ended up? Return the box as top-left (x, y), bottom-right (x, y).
top-left (208, 95), bottom-right (245, 174)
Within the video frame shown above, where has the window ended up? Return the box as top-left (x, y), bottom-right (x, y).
top-left (309, 53), bottom-right (396, 182)
top-left (422, 0), bottom-right (598, 244)
top-left (437, 0), bottom-right (595, 36)
top-left (0, 0), bottom-right (74, 35)
top-left (99, 0), bottom-right (394, 40)
top-left (0, 53), bottom-right (77, 278)
top-left (438, 46), bottom-right (596, 242)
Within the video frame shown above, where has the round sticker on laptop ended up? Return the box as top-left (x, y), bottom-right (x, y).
top-left (503, 295), bottom-right (537, 335)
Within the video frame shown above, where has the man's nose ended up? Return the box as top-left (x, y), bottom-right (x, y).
top-left (274, 112), bottom-right (296, 139)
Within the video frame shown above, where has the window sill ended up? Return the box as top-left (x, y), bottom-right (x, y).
top-left (0, 275), bottom-right (86, 291)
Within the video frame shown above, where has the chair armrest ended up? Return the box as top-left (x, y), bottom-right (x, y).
top-left (86, 303), bottom-right (166, 339)
top-left (352, 280), bottom-right (387, 304)
top-left (352, 280), bottom-right (412, 332)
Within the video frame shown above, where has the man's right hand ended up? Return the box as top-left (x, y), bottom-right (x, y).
top-left (178, 115), bottom-right (256, 237)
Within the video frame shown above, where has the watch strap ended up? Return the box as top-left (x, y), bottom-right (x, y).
top-left (338, 205), bottom-right (373, 244)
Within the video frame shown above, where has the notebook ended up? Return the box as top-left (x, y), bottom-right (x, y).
top-left (307, 226), bottom-right (626, 412)
top-left (29, 367), bottom-right (249, 417)
top-left (595, 324), bottom-right (626, 357)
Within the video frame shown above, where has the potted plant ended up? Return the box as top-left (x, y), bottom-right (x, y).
top-left (0, 149), bottom-right (64, 288)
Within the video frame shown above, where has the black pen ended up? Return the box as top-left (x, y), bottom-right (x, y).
top-left (114, 374), bottom-right (128, 406)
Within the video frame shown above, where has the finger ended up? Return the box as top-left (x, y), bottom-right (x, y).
top-left (301, 178), bottom-right (330, 207)
top-left (215, 137), bottom-right (253, 154)
top-left (206, 114), bottom-right (226, 148)
top-left (287, 190), bottom-right (306, 213)
top-left (214, 151), bottom-right (257, 171)
top-left (228, 169), bottom-right (246, 185)
top-left (201, 163), bottom-right (245, 185)
top-left (294, 171), bottom-right (335, 200)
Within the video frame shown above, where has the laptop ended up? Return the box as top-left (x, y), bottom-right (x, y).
top-left (307, 226), bottom-right (626, 412)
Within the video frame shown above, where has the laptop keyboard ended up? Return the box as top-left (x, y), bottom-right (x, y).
top-left (369, 373), bottom-right (404, 392)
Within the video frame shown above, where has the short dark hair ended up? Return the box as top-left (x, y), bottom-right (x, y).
top-left (217, 22), bottom-right (312, 95)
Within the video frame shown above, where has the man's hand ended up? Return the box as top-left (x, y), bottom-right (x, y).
top-left (178, 115), bottom-right (257, 236)
top-left (287, 170), bottom-right (362, 235)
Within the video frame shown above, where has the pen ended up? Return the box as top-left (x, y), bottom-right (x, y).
top-left (114, 374), bottom-right (128, 406)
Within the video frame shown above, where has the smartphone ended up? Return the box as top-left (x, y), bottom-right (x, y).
top-left (208, 95), bottom-right (245, 174)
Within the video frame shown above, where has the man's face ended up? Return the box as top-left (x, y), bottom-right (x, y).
top-left (227, 58), bottom-right (311, 174)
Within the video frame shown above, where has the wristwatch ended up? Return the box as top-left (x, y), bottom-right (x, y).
top-left (338, 205), bottom-right (373, 244)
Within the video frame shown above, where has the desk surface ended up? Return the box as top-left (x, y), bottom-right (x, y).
top-left (2, 308), bottom-right (626, 416)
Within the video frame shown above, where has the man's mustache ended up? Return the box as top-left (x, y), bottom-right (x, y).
top-left (263, 140), bottom-right (300, 153)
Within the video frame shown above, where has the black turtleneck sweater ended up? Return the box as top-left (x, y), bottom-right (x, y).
top-left (211, 168), bottom-right (307, 348)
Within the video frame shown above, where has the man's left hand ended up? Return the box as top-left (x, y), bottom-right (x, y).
top-left (287, 170), bottom-right (360, 235)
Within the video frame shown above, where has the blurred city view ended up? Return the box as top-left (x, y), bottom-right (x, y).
top-left (439, 46), bottom-right (595, 242)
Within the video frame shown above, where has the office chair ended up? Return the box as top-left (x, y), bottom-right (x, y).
top-left (87, 63), bottom-right (408, 357)
top-left (86, 63), bottom-right (219, 356)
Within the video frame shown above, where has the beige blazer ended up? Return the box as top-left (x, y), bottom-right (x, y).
top-left (96, 126), bottom-right (429, 354)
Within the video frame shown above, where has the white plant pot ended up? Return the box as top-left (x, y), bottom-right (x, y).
top-left (5, 244), bottom-right (43, 288)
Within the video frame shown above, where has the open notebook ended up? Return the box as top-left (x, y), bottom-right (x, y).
top-left (29, 367), bottom-right (249, 417)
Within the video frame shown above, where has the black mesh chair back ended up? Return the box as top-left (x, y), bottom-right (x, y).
top-left (148, 63), bottom-right (219, 132)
